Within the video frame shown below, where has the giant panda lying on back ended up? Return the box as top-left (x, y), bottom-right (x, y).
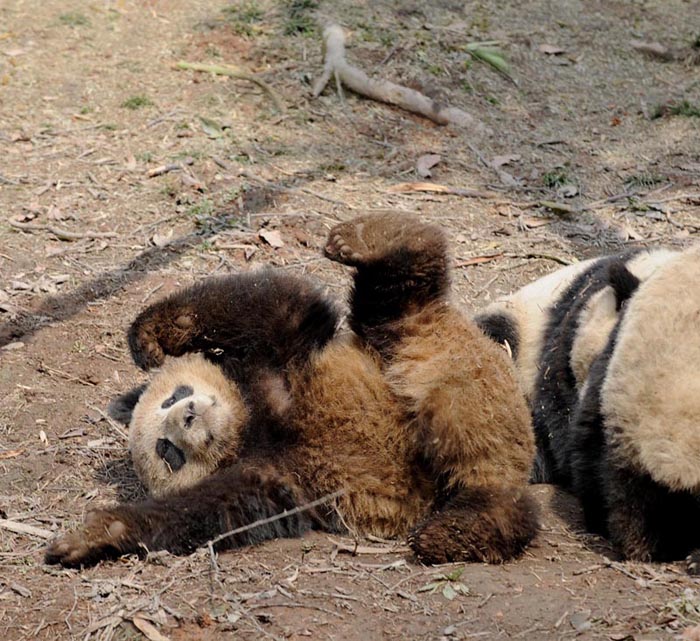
top-left (45, 213), bottom-right (538, 568)
top-left (479, 245), bottom-right (700, 571)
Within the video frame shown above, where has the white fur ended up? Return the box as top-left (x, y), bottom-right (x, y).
top-left (602, 245), bottom-right (700, 492)
top-left (480, 259), bottom-right (596, 400)
top-left (570, 249), bottom-right (678, 391)
top-left (129, 353), bottom-right (248, 497)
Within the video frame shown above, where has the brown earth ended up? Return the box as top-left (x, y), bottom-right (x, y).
top-left (1, 1), bottom-right (699, 639)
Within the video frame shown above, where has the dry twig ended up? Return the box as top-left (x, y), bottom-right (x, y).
top-left (176, 61), bottom-right (284, 112)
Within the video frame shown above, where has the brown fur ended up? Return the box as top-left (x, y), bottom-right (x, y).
top-left (46, 213), bottom-right (537, 568)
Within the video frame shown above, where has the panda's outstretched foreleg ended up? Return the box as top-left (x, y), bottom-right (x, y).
top-left (128, 270), bottom-right (338, 371)
top-left (324, 213), bottom-right (449, 354)
top-left (408, 485), bottom-right (539, 564)
top-left (45, 463), bottom-right (324, 567)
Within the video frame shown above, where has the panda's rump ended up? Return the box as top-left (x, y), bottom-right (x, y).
top-left (602, 246), bottom-right (700, 492)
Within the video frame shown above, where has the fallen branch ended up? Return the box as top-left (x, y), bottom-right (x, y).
top-left (176, 61), bottom-right (285, 112)
top-left (313, 24), bottom-right (488, 132)
top-left (328, 537), bottom-right (410, 555)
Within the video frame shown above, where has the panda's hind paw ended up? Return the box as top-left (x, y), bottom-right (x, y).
top-left (324, 219), bottom-right (371, 267)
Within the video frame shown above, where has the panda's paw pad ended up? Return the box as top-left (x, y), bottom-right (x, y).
top-left (324, 220), bottom-right (372, 266)
top-left (45, 510), bottom-right (125, 567)
top-left (132, 326), bottom-right (165, 370)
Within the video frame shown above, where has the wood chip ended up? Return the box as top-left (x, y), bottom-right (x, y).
top-left (132, 616), bottom-right (172, 641)
top-left (0, 518), bottom-right (53, 539)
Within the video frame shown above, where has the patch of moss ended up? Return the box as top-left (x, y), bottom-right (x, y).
top-left (121, 95), bottom-right (154, 110)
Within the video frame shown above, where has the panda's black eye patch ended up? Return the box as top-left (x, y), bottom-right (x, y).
top-left (156, 438), bottom-right (186, 471)
top-left (161, 385), bottom-right (194, 409)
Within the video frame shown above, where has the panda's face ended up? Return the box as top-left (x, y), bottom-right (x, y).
top-left (154, 384), bottom-right (223, 472)
top-left (127, 354), bottom-right (249, 497)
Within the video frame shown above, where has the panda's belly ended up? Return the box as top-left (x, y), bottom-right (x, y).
top-left (285, 341), bottom-right (434, 536)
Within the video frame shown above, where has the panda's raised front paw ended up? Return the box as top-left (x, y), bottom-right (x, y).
top-left (45, 510), bottom-right (128, 567)
top-left (131, 326), bottom-right (165, 370)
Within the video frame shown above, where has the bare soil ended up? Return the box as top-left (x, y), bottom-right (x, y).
top-left (1, 1), bottom-right (699, 639)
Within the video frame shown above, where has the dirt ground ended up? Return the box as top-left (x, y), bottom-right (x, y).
top-left (1, 0), bottom-right (699, 639)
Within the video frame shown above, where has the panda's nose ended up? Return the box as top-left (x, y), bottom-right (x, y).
top-left (183, 401), bottom-right (196, 429)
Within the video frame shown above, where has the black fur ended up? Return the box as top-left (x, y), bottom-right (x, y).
top-left (607, 261), bottom-right (641, 310)
top-left (107, 383), bottom-right (147, 425)
top-left (531, 252), bottom-right (638, 485)
top-left (475, 313), bottom-right (520, 359)
top-left (156, 438), bottom-right (186, 471)
top-left (160, 385), bottom-right (194, 409)
top-left (567, 322), bottom-right (622, 535)
top-left (127, 269), bottom-right (340, 374)
top-left (345, 229), bottom-right (449, 355)
top-left (44, 464), bottom-right (325, 567)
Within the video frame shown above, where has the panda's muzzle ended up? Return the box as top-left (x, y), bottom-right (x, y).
top-left (156, 438), bottom-right (186, 472)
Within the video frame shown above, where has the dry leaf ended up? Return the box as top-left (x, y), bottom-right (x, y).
top-left (415, 153), bottom-right (441, 179)
top-left (132, 616), bottom-right (171, 641)
top-left (387, 182), bottom-right (453, 194)
top-left (522, 217), bottom-right (553, 229)
top-left (496, 170), bottom-right (521, 188)
top-left (259, 229), bottom-right (284, 248)
top-left (539, 44), bottom-right (566, 55)
top-left (454, 253), bottom-right (503, 267)
top-left (11, 211), bottom-right (38, 224)
top-left (2, 341), bottom-right (25, 351)
top-left (569, 610), bottom-right (591, 633)
top-left (152, 231), bottom-right (174, 247)
top-left (39, 430), bottom-right (48, 444)
top-left (490, 154), bottom-right (521, 168)
top-left (47, 204), bottom-right (71, 221)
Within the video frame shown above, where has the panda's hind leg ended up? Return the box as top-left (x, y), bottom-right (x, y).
top-left (409, 486), bottom-right (539, 564)
top-left (325, 213), bottom-right (448, 350)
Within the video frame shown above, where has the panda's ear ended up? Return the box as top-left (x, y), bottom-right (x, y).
top-left (608, 261), bottom-right (641, 311)
top-left (107, 383), bottom-right (148, 425)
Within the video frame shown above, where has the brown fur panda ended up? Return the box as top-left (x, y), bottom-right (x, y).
top-left (45, 213), bottom-right (538, 568)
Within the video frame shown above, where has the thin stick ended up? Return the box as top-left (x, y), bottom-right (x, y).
top-left (207, 490), bottom-right (344, 548)
top-left (176, 61), bottom-right (284, 112)
top-left (8, 220), bottom-right (117, 241)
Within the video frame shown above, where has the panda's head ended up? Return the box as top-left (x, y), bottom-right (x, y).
top-left (110, 353), bottom-right (248, 497)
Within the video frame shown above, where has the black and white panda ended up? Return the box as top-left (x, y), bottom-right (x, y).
top-left (475, 257), bottom-right (600, 404)
top-left (568, 244), bottom-right (700, 570)
top-left (475, 248), bottom-right (677, 483)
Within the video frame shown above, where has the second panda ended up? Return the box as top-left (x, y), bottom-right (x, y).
top-left (479, 244), bottom-right (700, 571)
